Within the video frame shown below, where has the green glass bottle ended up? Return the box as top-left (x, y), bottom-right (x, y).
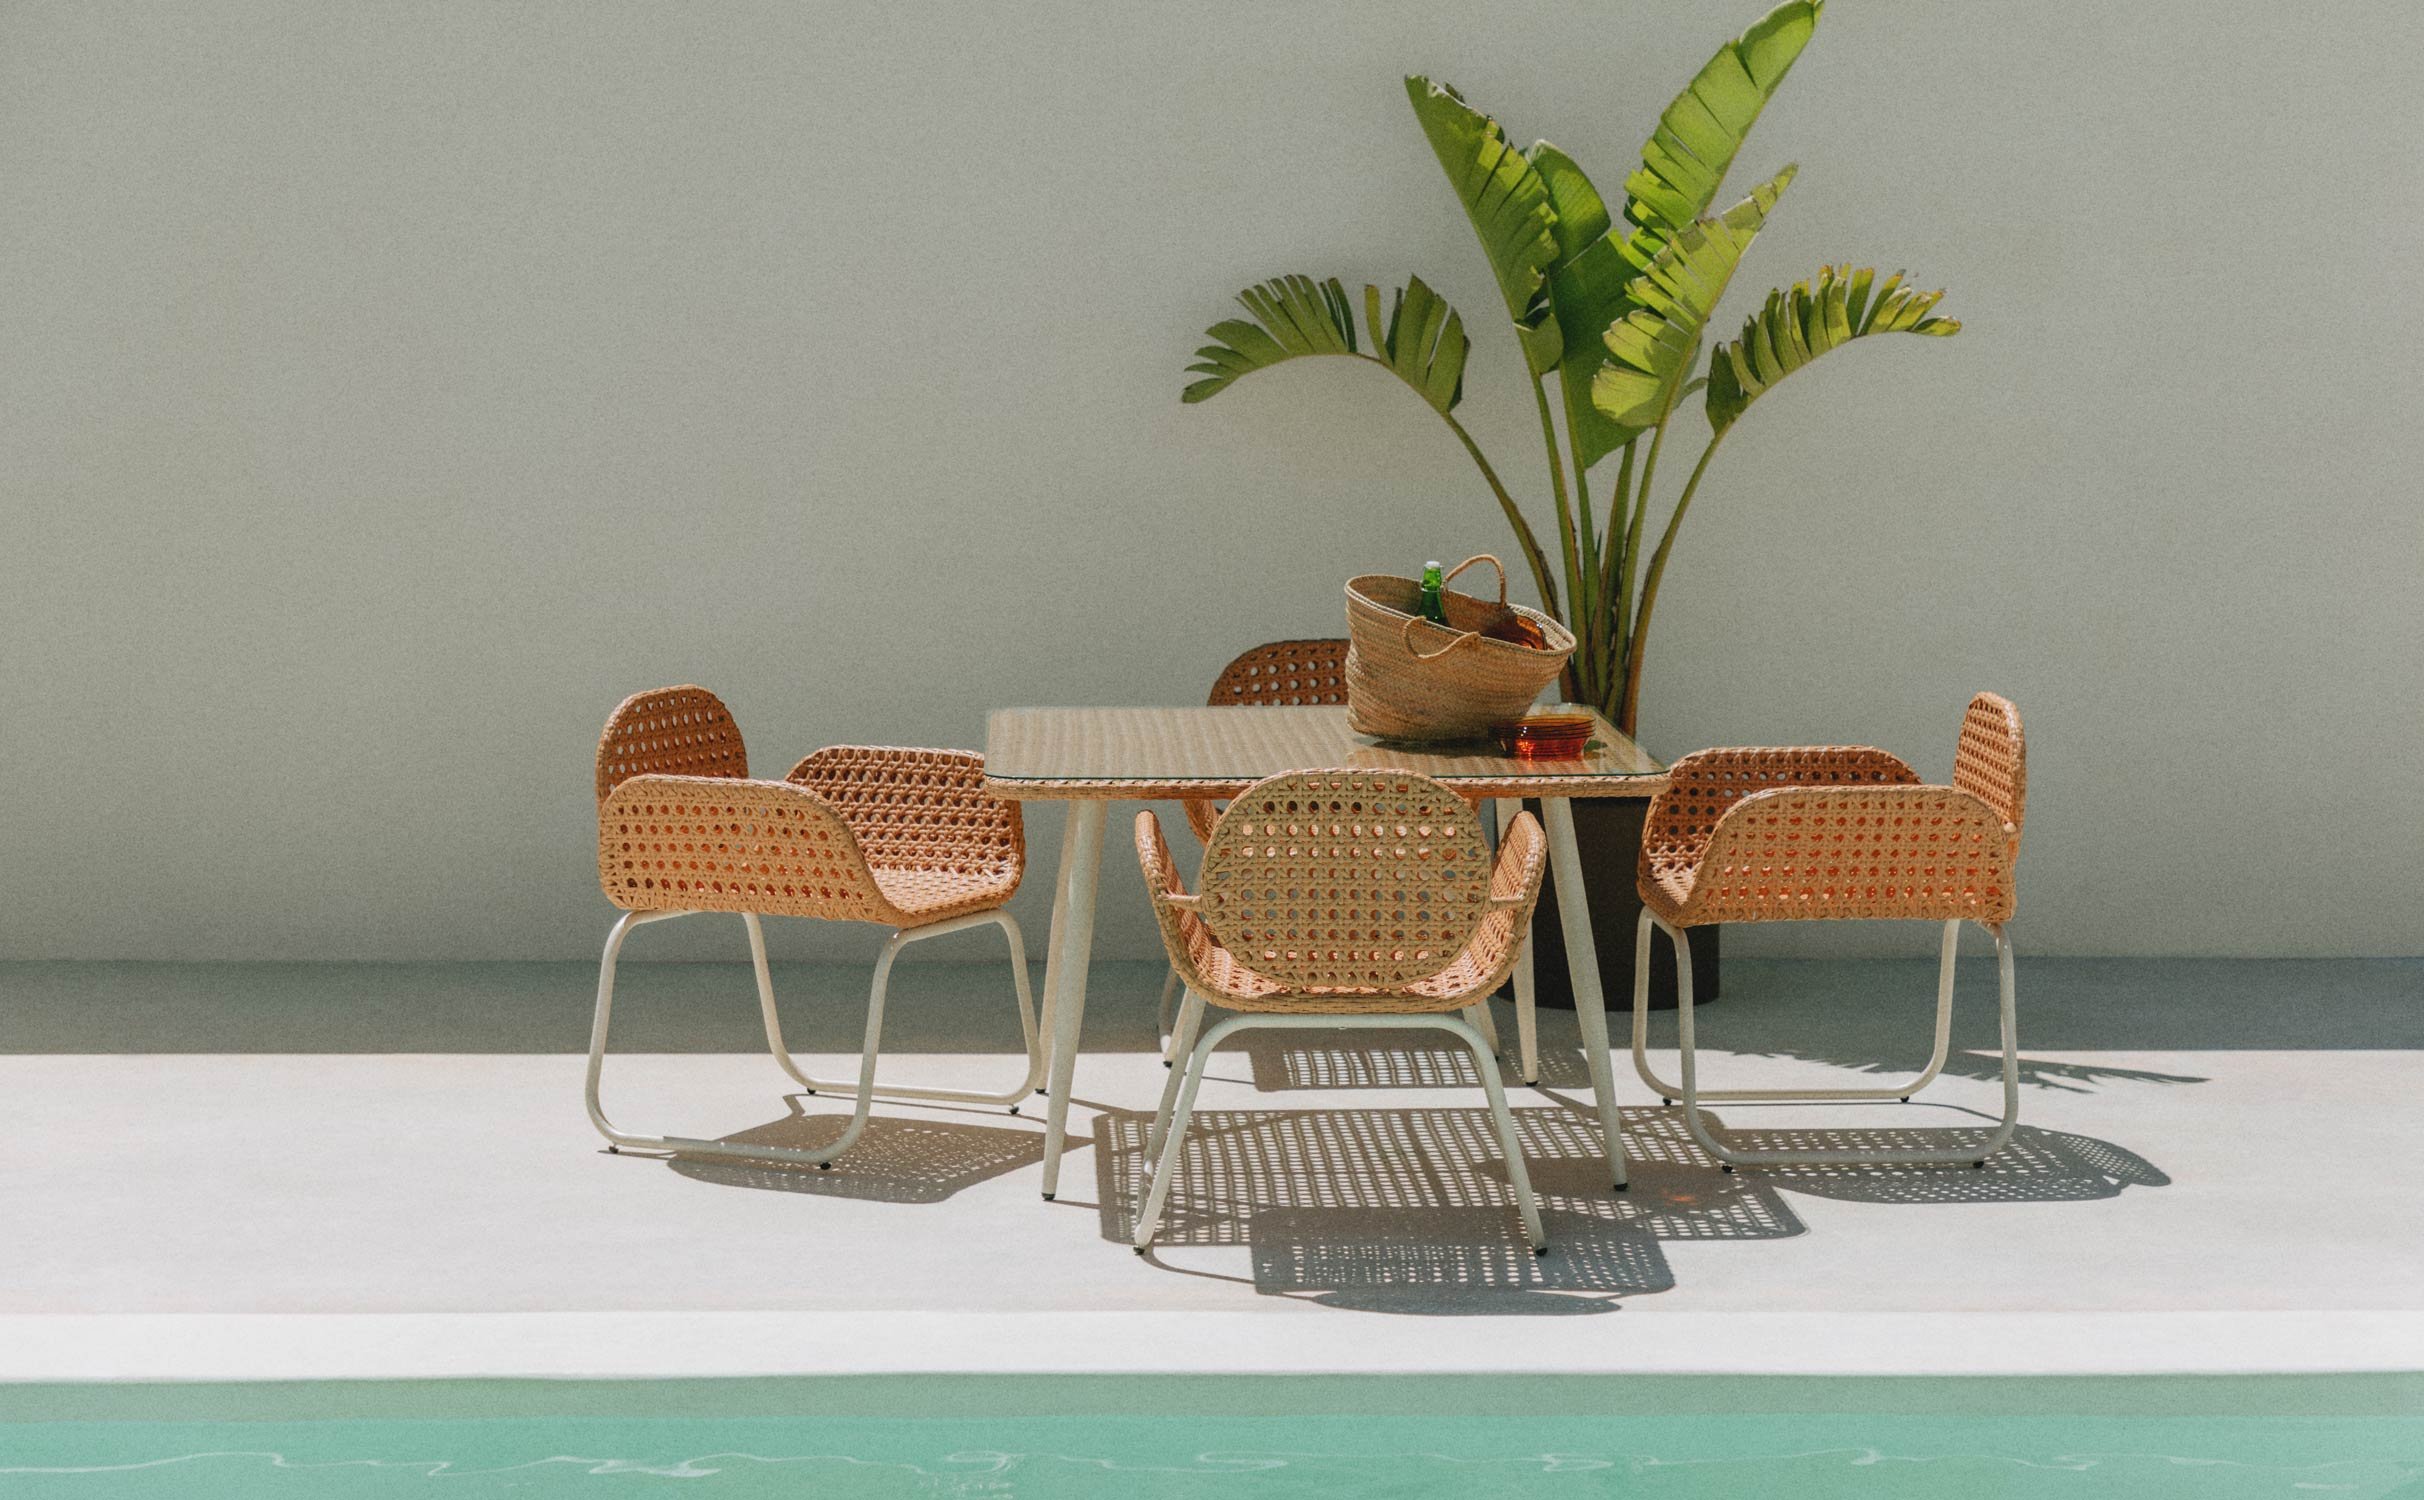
top-left (1418, 560), bottom-right (1449, 626)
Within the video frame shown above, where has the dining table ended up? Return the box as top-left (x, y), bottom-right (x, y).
top-left (981, 703), bottom-right (1670, 1201)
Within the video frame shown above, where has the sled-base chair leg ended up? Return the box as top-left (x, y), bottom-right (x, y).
top-left (758, 909), bottom-right (1043, 1108)
top-left (587, 909), bottom-right (895, 1170)
top-left (1634, 911), bottom-right (2021, 1170)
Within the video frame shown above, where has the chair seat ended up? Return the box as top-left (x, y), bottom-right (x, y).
top-left (1173, 905), bottom-right (1526, 1014)
top-left (869, 862), bottom-right (1022, 927)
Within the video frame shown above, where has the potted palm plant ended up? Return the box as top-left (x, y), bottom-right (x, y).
top-left (1177, 0), bottom-right (1961, 1005)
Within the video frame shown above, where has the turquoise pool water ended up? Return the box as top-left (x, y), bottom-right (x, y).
top-left (4, 1376), bottom-right (2419, 1497)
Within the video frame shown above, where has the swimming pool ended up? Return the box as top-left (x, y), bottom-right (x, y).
top-left (5, 1375), bottom-right (2419, 1496)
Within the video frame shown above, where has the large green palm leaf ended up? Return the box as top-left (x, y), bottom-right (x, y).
top-left (1405, 78), bottom-right (1563, 376)
top-left (1706, 265), bottom-right (1959, 432)
top-left (1619, 0), bottom-right (1820, 277)
top-left (1592, 166), bottom-right (1794, 430)
top-left (1182, 273), bottom-right (1471, 415)
top-left (1526, 141), bottom-right (1639, 470)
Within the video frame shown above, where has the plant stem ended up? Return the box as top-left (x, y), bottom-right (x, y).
top-left (1620, 430), bottom-right (1727, 734)
top-left (1436, 400), bottom-right (1561, 622)
top-left (1599, 440), bottom-right (1635, 608)
top-left (1530, 376), bottom-right (1580, 630)
top-left (1612, 415), bottom-right (1669, 722)
top-left (1567, 424), bottom-right (1600, 704)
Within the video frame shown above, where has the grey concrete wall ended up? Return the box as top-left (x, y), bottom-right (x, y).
top-left (3, 1), bottom-right (2417, 962)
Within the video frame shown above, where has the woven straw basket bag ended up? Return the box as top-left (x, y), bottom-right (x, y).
top-left (1344, 554), bottom-right (1575, 742)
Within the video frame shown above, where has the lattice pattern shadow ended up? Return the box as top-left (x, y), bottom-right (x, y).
top-left (1093, 1106), bottom-right (1801, 1259)
top-left (1250, 1206), bottom-right (1671, 1306)
top-left (1726, 1122), bottom-right (2172, 1204)
top-left (669, 1109), bottom-right (1043, 1203)
top-left (1240, 1028), bottom-right (1595, 1092)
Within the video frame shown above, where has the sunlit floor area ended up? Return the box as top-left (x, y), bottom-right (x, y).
top-left (3, 956), bottom-right (2420, 1382)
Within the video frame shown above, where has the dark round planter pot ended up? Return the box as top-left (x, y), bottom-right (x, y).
top-left (1518, 795), bottom-right (1717, 1011)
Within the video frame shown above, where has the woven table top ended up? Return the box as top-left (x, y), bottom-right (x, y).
top-left (983, 705), bottom-right (1666, 801)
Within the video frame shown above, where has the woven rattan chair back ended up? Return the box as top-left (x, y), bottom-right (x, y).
top-left (1952, 691), bottom-right (2027, 851)
top-left (1206, 639), bottom-right (1352, 708)
top-left (595, 685), bottom-right (748, 804)
top-left (1194, 769), bottom-right (1493, 989)
top-left (1183, 640), bottom-right (1351, 843)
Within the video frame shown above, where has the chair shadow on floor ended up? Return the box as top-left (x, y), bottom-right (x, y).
top-left (1096, 1060), bottom-right (2172, 1313)
top-left (1239, 1027), bottom-right (1597, 1093)
top-left (1094, 1105), bottom-right (1801, 1314)
top-left (1712, 1116), bottom-right (2174, 1204)
top-left (666, 1100), bottom-right (1044, 1204)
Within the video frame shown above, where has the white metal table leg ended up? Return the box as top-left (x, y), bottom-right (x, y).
top-left (1039, 799), bottom-right (1108, 1200)
top-left (1464, 998), bottom-right (1500, 1054)
top-left (1157, 966), bottom-right (1184, 1064)
top-left (1541, 797), bottom-right (1627, 1190)
top-left (1494, 798), bottom-right (1539, 1085)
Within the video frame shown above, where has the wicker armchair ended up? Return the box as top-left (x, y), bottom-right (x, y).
top-left (585, 686), bottom-right (1038, 1171)
top-left (1632, 693), bottom-right (2028, 1170)
top-left (1128, 769), bottom-right (1555, 1254)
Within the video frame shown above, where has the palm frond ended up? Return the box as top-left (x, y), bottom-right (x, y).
top-left (1528, 140), bottom-right (1637, 470)
top-left (1619, 1), bottom-right (1820, 276)
top-left (1406, 78), bottom-right (1563, 374)
top-left (1182, 273), bottom-right (1470, 415)
top-left (1705, 265), bottom-right (1960, 432)
top-left (1591, 166), bottom-right (1795, 432)
top-left (1362, 278), bottom-right (1470, 412)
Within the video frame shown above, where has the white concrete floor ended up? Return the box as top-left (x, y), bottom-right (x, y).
top-left (3, 956), bottom-right (2420, 1379)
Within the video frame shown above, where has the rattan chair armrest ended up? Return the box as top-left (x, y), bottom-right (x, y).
top-left (1486, 810), bottom-right (1549, 914)
top-left (1663, 744), bottom-right (1921, 790)
top-left (784, 745), bottom-right (1025, 880)
top-left (1680, 783), bottom-right (2019, 925)
top-left (596, 773), bottom-right (894, 918)
top-left (1134, 810), bottom-right (1216, 987)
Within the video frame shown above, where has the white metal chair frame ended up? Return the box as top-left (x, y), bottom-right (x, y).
top-left (586, 906), bottom-right (1037, 1169)
top-left (1637, 911), bottom-right (2020, 1171)
top-left (1130, 770), bottom-right (1555, 1255)
top-left (1141, 1003), bottom-right (1542, 1253)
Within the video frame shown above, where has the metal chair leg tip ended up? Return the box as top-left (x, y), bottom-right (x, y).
top-left (1900, 1095), bottom-right (1911, 1104)
top-left (1132, 1246), bottom-right (1148, 1257)
top-left (1660, 1097), bottom-right (1675, 1107)
top-left (1973, 1159), bottom-right (1987, 1169)
top-left (1041, 1192), bottom-right (1054, 1202)
top-left (1610, 1181), bottom-right (1629, 1194)
top-left (1035, 1088), bottom-right (1048, 1096)
top-left (604, 1145), bottom-right (619, 1155)
top-left (1720, 1163), bottom-right (1735, 1174)
top-left (802, 1088), bottom-right (816, 1097)
top-left (1532, 1245), bottom-right (1548, 1257)
top-left (1008, 1106), bottom-right (1020, 1116)
top-left (817, 1162), bottom-right (834, 1171)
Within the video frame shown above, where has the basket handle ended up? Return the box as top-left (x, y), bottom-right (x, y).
top-left (1443, 553), bottom-right (1507, 604)
top-left (1399, 553), bottom-right (1508, 661)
